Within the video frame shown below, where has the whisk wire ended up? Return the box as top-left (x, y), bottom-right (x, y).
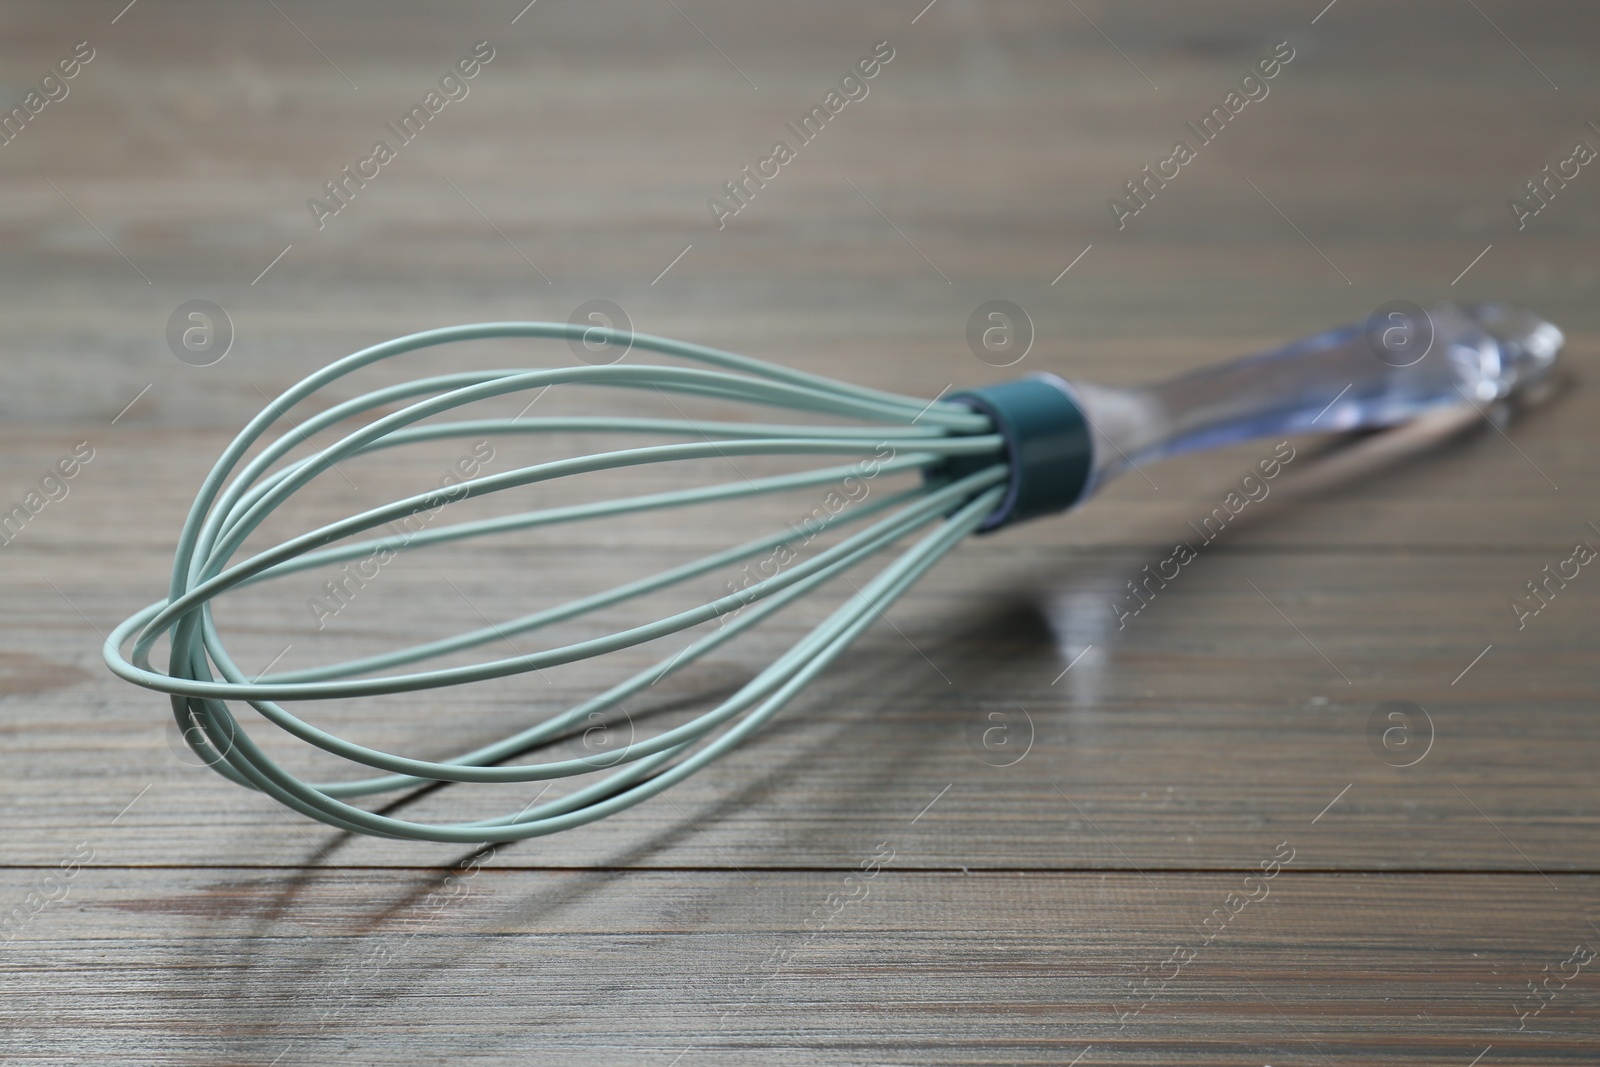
top-left (104, 322), bottom-right (1009, 843)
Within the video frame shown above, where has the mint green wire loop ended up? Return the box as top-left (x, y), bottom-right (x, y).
top-left (103, 322), bottom-right (1007, 843)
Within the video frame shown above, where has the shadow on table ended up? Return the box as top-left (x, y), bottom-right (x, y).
top-left (182, 409), bottom-right (1533, 1062)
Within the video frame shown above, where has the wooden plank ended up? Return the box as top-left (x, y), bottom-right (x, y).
top-left (4, 525), bottom-right (1598, 870)
top-left (1, 868), bottom-right (1594, 1064)
top-left (5, 412), bottom-right (1595, 873)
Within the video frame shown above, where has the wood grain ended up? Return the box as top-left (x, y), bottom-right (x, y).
top-left (4, 868), bottom-right (1597, 1064)
top-left (1, 0), bottom-right (1597, 1062)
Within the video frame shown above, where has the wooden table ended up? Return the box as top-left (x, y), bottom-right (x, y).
top-left (2, 2), bottom-right (1596, 1062)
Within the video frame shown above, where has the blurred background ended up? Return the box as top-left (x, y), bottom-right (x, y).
top-left (5, 0), bottom-right (1595, 428)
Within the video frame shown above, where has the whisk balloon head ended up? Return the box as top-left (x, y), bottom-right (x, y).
top-left (105, 322), bottom-right (1025, 843)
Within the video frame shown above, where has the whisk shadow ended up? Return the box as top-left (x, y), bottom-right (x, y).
top-left (199, 674), bottom-right (854, 1062)
top-left (196, 407), bottom-right (1536, 1062)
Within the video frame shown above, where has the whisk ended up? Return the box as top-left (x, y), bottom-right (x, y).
top-left (104, 304), bottom-right (1562, 843)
